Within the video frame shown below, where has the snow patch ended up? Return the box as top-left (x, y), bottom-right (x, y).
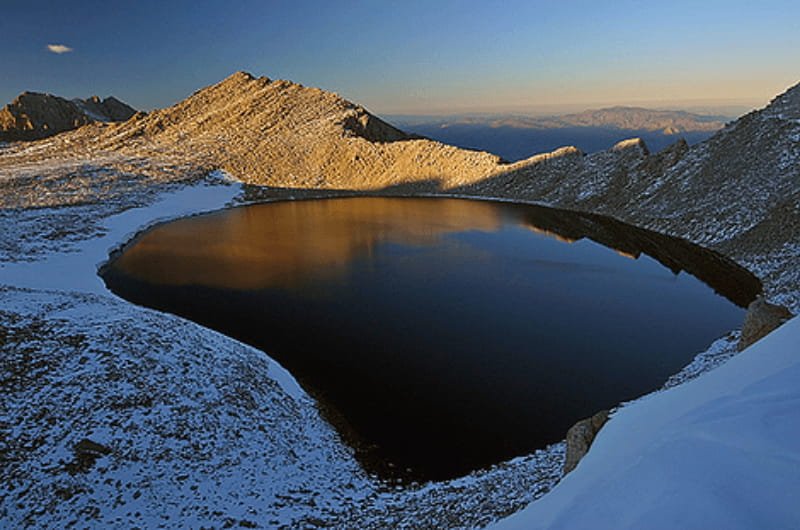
top-left (72, 99), bottom-right (108, 122)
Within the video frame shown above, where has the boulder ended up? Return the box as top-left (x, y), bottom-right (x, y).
top-left (564, 409), bottom-right (610, 474)
top-left (738, 297), bottom-right (793, 351)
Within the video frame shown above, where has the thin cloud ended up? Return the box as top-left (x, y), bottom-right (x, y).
top-left (47, 44), bottom-right (73, 54)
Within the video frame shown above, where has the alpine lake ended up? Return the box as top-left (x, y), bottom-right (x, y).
top-left (102, 197), bottom-right (760, 482)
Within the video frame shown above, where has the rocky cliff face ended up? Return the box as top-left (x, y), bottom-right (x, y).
top-left (73, 95), bottom-right (137, 122)
top-left (738, 297), bottom-right (793, 350)
top-left (564, 410), bottom-right (609, 474)
top-left (0, 92), bottom-right (136, 141)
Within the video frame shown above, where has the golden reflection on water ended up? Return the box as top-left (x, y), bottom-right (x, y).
top-left (526, 226), bottom-right (579, 244)
top-left (114, 197), bottom-right (504, 289)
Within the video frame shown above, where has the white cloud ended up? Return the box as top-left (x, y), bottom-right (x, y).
top-left (47, 44), bottom-right (73, 54)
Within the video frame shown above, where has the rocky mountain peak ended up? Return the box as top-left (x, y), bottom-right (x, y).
top-left (0, 91), bottom-right (136, 142)
top-left (227, 70), bottom-right (257, 83)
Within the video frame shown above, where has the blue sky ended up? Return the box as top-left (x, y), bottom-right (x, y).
top-left (2, 0), bottom-right (799, 114)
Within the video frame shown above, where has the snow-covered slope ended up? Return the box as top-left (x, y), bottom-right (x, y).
top-left (492, 315), bottom-right (800, 530)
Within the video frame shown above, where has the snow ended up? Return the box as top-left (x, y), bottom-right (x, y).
top-left (72, 99), bottom-right (109, 122)
top-left (1, 172), bottom-right (306, 405)
top-left (491, 316), bottom-right (800, 530)
top-left (0, 179), bottom-right (239, 294)
top-left (0, 285), bottom-right (375, 528)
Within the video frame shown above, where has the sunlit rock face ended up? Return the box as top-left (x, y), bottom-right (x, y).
top-left (103, 197), bottom-right (759, 481)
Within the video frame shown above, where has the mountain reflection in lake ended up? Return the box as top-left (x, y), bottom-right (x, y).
top-left (102, 197), bottom-right (760, 482)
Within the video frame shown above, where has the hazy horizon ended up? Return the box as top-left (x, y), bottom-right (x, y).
top-left (1, 1), bottom-right (798, 115)
top-left (381, 100), bottom-right (752, 120)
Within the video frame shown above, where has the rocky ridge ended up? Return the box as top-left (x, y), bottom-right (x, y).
top-left (454, 83), bottom-right (800, 310)
top-left (81, 71), bottom-right (508, 189)
top-left (0, 92), bottom-right (136, 142)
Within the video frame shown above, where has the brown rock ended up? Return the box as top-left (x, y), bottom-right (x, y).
top-left (0, 92), bottom-right (136, 142)
top-left (738, 297), bottom-right (793, 351)
top-left (564, 409), bottom-right (610, 474)
top-left (0, 74), bottom-right (797, 309)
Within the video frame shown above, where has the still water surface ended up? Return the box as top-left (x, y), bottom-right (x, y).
top-left (102, 197), bottom-right (759, 481)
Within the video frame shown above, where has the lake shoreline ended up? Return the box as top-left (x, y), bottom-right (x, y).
top-left (1, 172), bottom-right (779, 528)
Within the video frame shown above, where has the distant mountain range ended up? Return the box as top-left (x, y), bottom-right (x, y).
top-left (0, 92), bottom-right (137, 141)
top-left (387, 107), bottom-right (729, 160)
top-left (391, 107), bottom-right (727, 133)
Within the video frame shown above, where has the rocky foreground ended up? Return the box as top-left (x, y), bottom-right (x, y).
top-left (0, 72), bottom-right (798, 528)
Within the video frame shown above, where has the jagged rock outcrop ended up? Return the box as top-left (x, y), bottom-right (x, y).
top-left (564, 410), bottom-right (610, 474)
top-left (738, 297), bottom-right (793, 350)
top-left (0, 92), bottom-right (136, 141)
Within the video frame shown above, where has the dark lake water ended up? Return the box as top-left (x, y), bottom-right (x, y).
top-left (102, 197), bottom-right (760, 482)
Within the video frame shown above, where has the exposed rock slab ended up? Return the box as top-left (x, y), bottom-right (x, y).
top-left (739, 297), bottom-right (793, 350)
top-left (564, 410), bottom-right (610, 474)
